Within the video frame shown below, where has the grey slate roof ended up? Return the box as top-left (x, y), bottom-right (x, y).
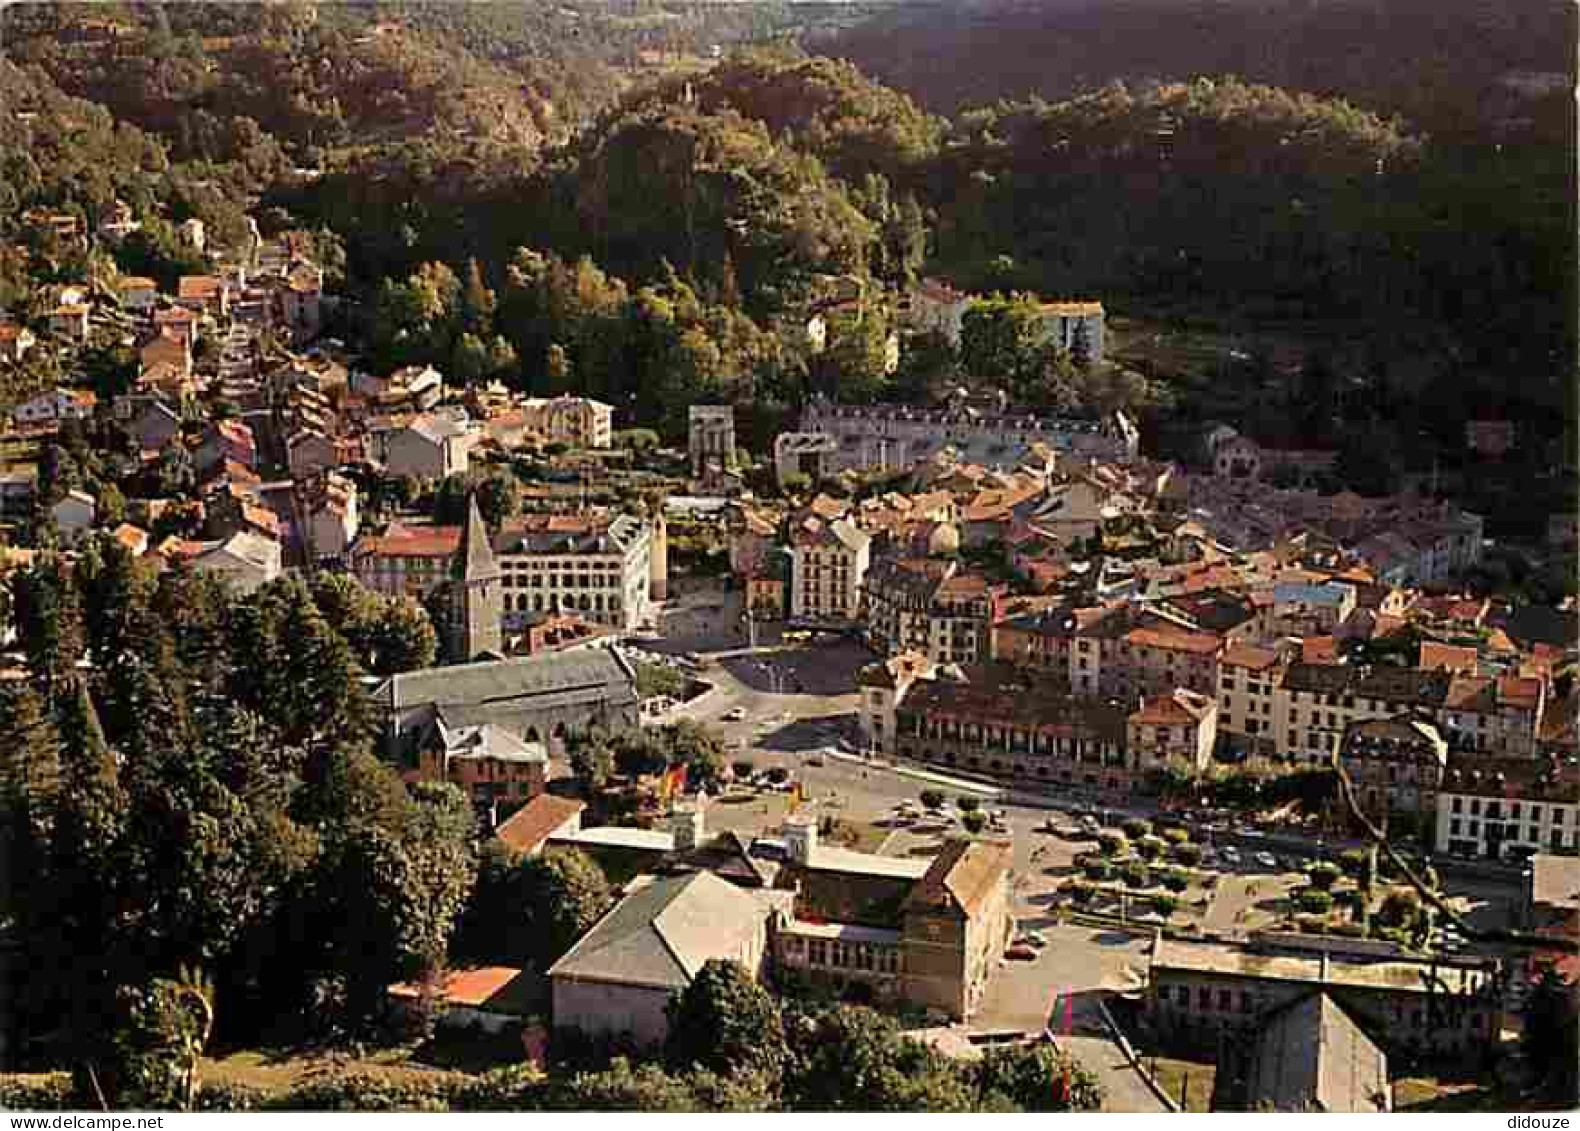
top-left (547, 871), bottom-right (769, 990)
top-left (455, 495), bottom-right (501, 581)
top-left (373, 648), bottom-right (636, 713)
top-left (1250, 992), bottom-right (1390, 1113)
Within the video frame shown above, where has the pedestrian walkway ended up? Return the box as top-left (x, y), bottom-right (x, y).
top-left (822, 748), bottom-right (1001, 798)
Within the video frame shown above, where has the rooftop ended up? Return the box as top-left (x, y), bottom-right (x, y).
top-left (388, 966), bottom-right (536, 1016)
top-left (547, 871), bottom-right (773, 990)
top-left (1531, 855), bottom-right (1580, 912)
top-left (372, 649), bottom-right (636, 713)
top-left (1151, 938), bottom-right (1495, 996)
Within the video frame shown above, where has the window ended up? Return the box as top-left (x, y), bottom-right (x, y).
top-left (1198, 987), bottom-right (1211, 1009)
top-left (1470, 799), bottom-right (1481, 816)
top-left (1217, 989), bottom-right (1231, 1010)
top-left (1452, 796), bottom-right (1463, 813)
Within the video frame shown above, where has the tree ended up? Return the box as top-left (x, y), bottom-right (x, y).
top-left (568, 728), bottom-right (613, 792)
top-left (659, 720), bottom-right (727, 791)
top-left (450, 332), bottom-right (490, 386)
top-left (471, 846), bottom-right (613, 972)
top-left (665, 958), bottom-right (787, 1084)
top-left (0, 681), bottom-right (60, 920)
top-left (370, 597), bottom-right (437, 675)
top-left (11, 554), bottom-right (86, 707)
top-left (920, 789), bottom-right (945, 810)
top-left (785, 1005), bottom-right (974, 1111)
top-left (109, 967), bottom-right (215, 1110)
top-left (475, 470), bottom-right (520, 529)
top-left (543, 1059), bottom-right (697, 1112)
top-left (956, 796), bottom-right (981, 813)
top-left (974, 1042), bottom-right (1103, 1112)
top-left (430, 473), bottom-right (472, 526)
top-left (961, 812), bottom-right (987, 834)
top-left (1523, 960), bottom-right (1580, 1107)
top-left (460, 258), bottom-right (496, 335)
top-left (959, 295), bottom-right (1044, 384)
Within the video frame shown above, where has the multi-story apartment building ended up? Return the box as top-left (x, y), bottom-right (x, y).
top-left (516, 396), bottom-right (613, 449)
top-left (1215, 644), bottom-right (1286, 756)
top-left (889, 666), bottom-right (1134, 794)
top-left (1435, 756), bottom-right (1580, 860)
top-left (1272, 663), bottom-right (1546, 766)
top-left (800, 399), bottom-right (1139, 477)
top-left (991, 602), bottom-right (1223, 701)
top-left (789, 516), bottom-right (870, 623)
top-left (493, 513), bottom-right (653, 632)
top-left (863, 558), bottom-right (1004, 665)
top-left (1336, 713), bottom-right (1449, 825)
top-left (350, 512), bottom-right (654, 632)
top-left (1033, 300), bottom-right (1105, 364)
top-left (1126, 689), bottom-right (1219, 775)
top-left (350, 522), bottom-right (460, 599)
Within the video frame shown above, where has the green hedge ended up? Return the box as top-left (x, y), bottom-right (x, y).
top-left (0, 1074), bottom-right (78, 1111)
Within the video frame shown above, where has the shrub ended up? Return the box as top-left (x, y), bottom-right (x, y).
top-left (920, 789), bottom-right (946, 810)
top-left (962, 812), bottom-right (987, 834)
top-left (731, 759), bottom-right (755, 780)
top-left (1293, 914), bottom-right (1328, 934)
top-left (1172, 843), bottom-right (1204, 866)
top-left (1122, 862), bottom-right (1151, 889)
top-left (956, 796), bottom-right (982, 813)
top-left (0, 1074), bottom-right (78, 1111)
top-left (1151, 893), bottom-right (1181, 917)
top-left (1306, 862), bottom-right (1342, 890)
top-left (1069, 881), bottom-right (1096, 906)
top-left (1097, 832), bottom-right (1128, 857)
top-left (1297, 889), bottom-right (1334, 915)
top-left (1136, 835), bottom-right (1167, 861)
top-left (1161, 826), bottom-right (1190, 846)
top-left (1337, 848), bottom-right (1370, 877)
top-left (1377, 889), bottom-right (1421, 929)
top-left (765, 767), bottom-right (789, 785)
top-left (1084, 859), bottom-right (1114, 881)
top-left (1161, 868), bottom-right (1190, 892)
top-left (1121, 817), bottom-right (1153, 840)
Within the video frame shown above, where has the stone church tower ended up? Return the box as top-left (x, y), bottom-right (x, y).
top-left (445, 495), bottom-right (503, 662)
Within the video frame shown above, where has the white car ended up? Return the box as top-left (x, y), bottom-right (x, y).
top-left (1254, 851), bottom-right (1279, 869)
top-left (721, 707), bottom-right (747, 722)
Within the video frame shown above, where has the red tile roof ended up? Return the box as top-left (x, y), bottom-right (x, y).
top-left (1221, 644), bottom-right (1281, 671)
top-left (1123, 625), bottom-right (1221, 655)
top-left (358, 524), bottom-right (462, 559)
top-left (496, 795), bottom-right (585, 855)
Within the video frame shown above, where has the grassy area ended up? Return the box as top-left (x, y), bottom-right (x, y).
top-left (201, 1045), bottom-right (468, 1093)
top-left (1392, 1076), bottom-right (1525, 1112)
top-left (1146, 1057), bottom-right (1216, 1112)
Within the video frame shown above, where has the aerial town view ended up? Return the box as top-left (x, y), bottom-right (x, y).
top-left (0, 0), bottom-right (1574, 1119)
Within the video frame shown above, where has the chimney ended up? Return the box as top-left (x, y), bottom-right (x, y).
top-left (669, 804), bottom-right (705, 852)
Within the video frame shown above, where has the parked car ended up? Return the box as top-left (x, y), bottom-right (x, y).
top-left (1254, 851), bottom-right (1279, 869)
top-left (1005, 944), bottom-right (1038, 961)
top-left (1016, 931), bottom-right (1048, 950)
top-left (1221, 847), bottom-right (1242, 865)
top-left (721, 706), bottom-right (747, 722)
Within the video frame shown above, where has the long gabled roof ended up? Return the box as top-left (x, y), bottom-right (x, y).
top-left (372, 649), bottom-right (635, 713)
top-left (546, 871), bottom-right (770, 990)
